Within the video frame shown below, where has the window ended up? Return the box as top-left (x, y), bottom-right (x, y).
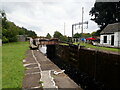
top-left (104, 36), bottom-right (107, 43)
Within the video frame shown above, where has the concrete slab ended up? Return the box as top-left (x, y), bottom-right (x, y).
top-left (41, 70), bottom-right (57, 88)
top-left (25, 68), bottom-right (40, 74)
top-left (23, 49), bottom-right (82, 89)
top-left (25, 64), bottom-right (38, 69)
top-left (23, 74), bottom-right (41, 89)
top-left (51, 71), bottom-right (80, 89)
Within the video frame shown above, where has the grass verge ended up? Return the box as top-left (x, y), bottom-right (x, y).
top-left (2, 42), bottom-right (29, 88)
top-left (74, 42), bottom-right (120, 52)
top-left (0, 46), bottom-right (2, 89)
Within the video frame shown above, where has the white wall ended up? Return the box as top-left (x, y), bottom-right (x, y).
top-left (100, 35), bottom-right (103, 44)
top-left (100, 34), bottom-right (113, 45)
top-left (114, 32), bottom-right (120, 47)
top-left (100, 32), bottom-right (120, 47)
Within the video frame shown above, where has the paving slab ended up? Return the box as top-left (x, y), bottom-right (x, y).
top-left (23, 50), bottom-right (42, 89)
top-left (22, 74), bottom-right (41, 89)
top-left (25, 68), bottom-right (40, 74)
top-left (24, 50), bottom-right (36, 64)
top-left (25, 64), bottom-right (38, 69)
top-left (23, 49), bottom-right (82, 89)
top-left (51, 71), bottom-right (80, 89)
top-left (40, 70), bottom-right (57, 88)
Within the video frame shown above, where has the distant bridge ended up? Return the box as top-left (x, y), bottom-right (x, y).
top-left (29, 38), bottom-right (59, 49)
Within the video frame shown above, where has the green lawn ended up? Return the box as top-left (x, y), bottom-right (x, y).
top-left (2, 42), bottom-right (29, 88)
top-left (59, 42), bottom-right (120, 52)
top-left (73, 42), bottom-right (120, 52)
top-left (59, 43), bottom-right (69, 46)
top-left (0, 46), bottom-right (2, 89)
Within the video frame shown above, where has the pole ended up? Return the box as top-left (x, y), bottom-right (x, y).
top-left (64, 22), bottom-right (65, 36)
top-left (72, 25), bottom-right (74, 38)
top-left (81, 7), bottom-right (84, 34)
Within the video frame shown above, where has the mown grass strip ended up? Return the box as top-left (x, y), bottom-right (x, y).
top-left (74, 42), bottom-right (120, 52)
top-left (59, 43), bottom-right (69, 46)
top-left (2, 42), bottom-right (29, 88)
top-left (0, 46), bottom-right (2, 89)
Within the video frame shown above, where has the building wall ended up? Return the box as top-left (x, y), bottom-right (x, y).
top-left (100, 32), bottom-right (120, 47)
top-left (17, 35), bottom-right (26, 42)
top-left (100, 34), bottom-right (113, 45)
top-left (114, 32), bottom-right (120, 47)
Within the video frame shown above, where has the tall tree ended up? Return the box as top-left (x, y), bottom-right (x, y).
top-left (89, 2), bottom-right (120, 30)
top-left (53, 31), bottom-right (68, 42)
top-left (73, 33), bottom-right (81, 38)
top-left (91, 30), bottom-right (101, 37)
top-left (1, 10), bottom-right (37, 43)
top-left (53, 31), bottom-right (63, 38)
top-left (46, 33), bottom-right (51, 39)
top-left (73, 33), bottom-right (91, 38)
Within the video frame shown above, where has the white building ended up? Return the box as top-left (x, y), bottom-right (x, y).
top-left (100, 23), bottom-right (120, 47)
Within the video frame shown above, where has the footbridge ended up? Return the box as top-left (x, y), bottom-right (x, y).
top-left (29, 38), bottom-right (59, 49)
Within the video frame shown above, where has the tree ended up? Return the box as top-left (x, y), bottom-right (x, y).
top-left (46, 33), bottom-right (51, 39)
top-left (22, 27), bottom-right (37, 37)
top-left (91, 30), bottom-right (101, 37)
top-left (73, 33), bottom-right (91, 38)
top-left (73, 33), bottom-right (81, 38)
top-left (53, 31), bottom-right (68, 42)
top-left (1, 10), bottom-right (37, 43)
top-left (26, 30), bottom-right (37, 37)
top-left (89, 2), bottom-right (120, 30)
top-left (2, 29), bottom-right (9, 43)
top-left (82, 33), bottom-right (92, 38)
top-left (53, 31), bottom-right (63, 38)
top-left (60, 35), bottom-right (68, 42)
top-left (1, 10), bottom-right (9, 29)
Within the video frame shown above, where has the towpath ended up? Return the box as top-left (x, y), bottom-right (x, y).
top-left (22, 49), bottom-right (82, 89)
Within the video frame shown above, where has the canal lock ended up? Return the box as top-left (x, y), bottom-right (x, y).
top-left (39, 45), bottom-right (105, 90)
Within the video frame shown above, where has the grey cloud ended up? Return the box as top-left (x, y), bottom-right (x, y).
top-left (1, 0), bottom-right (99, 36)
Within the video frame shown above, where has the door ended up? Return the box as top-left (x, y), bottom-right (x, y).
top-left (111, 35), bottom-right (114, 46)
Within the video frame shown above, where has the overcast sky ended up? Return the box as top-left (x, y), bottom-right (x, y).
top-left (1, 0), bottom-right (100, 37)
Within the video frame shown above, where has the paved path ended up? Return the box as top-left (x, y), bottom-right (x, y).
top-left (22, 49), bottom-right (82, 89)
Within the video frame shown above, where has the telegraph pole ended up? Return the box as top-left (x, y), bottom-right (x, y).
top-left (71, 7), bottom-right (88, 42)
top-left (64, 22), bottom-right (65, 36)
top-left (81, 7), bottom-right (84, 34)
top-left (72, 21), bottom-right (88, 39)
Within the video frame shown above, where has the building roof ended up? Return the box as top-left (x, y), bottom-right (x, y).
top-left (100, 22), bottom-right (120, 34)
